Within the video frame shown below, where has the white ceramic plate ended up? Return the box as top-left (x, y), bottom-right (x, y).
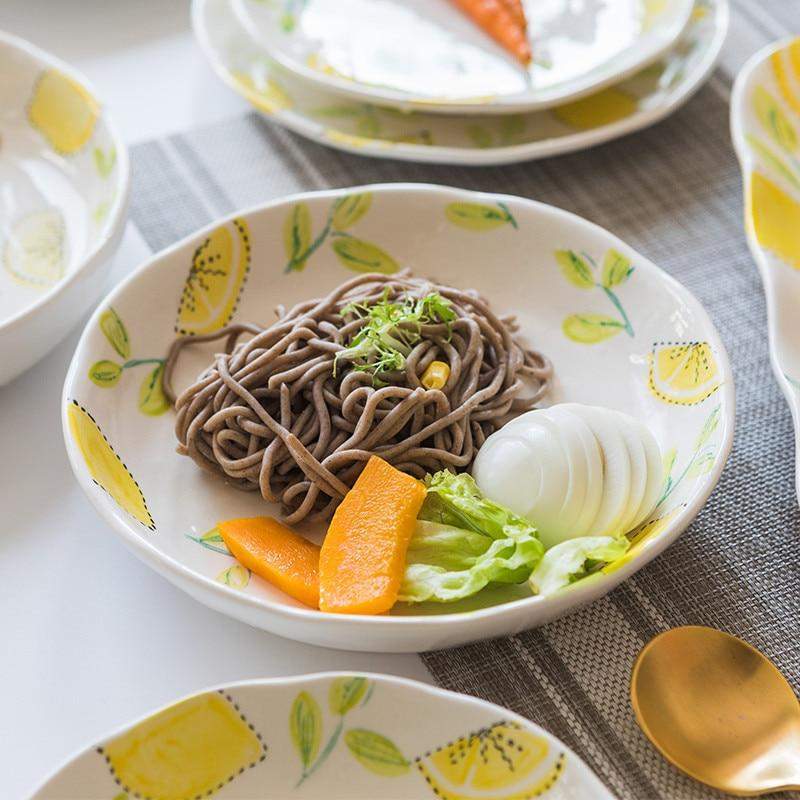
top-left (731, 38), bottom-right (800, 503)
top-left (232, 0), bottom-right (693, 115)
top-left (62, 184), bottom-right (733, 652)
top-left (0, 31), bottom-right (129, 384)
top-left (194, 0), bottom-right (728, 165)
top-left (32, 672), bottom-right (615, 799)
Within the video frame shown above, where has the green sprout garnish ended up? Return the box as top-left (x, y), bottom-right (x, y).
top-left (334, 291), bottom-right (455, 382)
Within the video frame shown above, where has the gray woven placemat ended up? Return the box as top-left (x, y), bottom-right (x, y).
top-left (128, 3), bottom-right (799, 797)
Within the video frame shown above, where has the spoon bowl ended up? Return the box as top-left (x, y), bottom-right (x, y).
top-left (631, 626), bottom-right (800, 796)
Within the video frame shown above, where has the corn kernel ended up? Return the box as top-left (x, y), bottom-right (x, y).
top-left (421, 360), bottom-right (450, 390)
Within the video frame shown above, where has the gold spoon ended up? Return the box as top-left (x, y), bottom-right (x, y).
top-left (631, 626), bottom-right (800, 796)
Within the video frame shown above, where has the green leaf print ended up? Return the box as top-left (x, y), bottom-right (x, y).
top-left (185, 526), bottom-right (230, 555)
top-left (100, 307), bottom-right (130, 359)
top-left (332, 193), bottom-right (373, 230)
top-left (93, 146), bottom-right (116, 178)
top-left (753, 86), bottom-right (797, 153)
top-left (291, 692), bottom-right (322, 769)
top-left (555, 250), bottom-right (594, 288)
top-left (89, 359), bottom-right (123, 387)
top-left (331, 237), bottom-right (398, 274)
top-left (216, 564), bottom-right (250, 589)
top-left (283, 202), bottom-right (313, 271)
top-left (344, 729), bottom-right (410, 776)
top-left (329, 677), bottom-right (368, 715)
top-left (694, 404), bottom-right (720, 449)
top-left (562, 314), bottom-right (625, 344)
top-left (138, 363), bottom-right (170, 416)
top-left (600, 249), bottom-right (633, 288)
top-left (466, 125), bottom-right (493, 148)
top-left (445, 202), bottom-right (517, 231)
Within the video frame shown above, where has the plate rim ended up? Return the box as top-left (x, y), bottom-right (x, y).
top-left (230, 0), bottom-right (695, 116)
top-left (61, 182), bottom-right (735, 634)
top-left (29, 670), bottom-right (616, 799)
top-left (192, 0), bottom-right (730, 166)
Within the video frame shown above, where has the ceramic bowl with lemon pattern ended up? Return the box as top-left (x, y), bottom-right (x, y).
top-left (193, 0), bottom-right (728, 165)
top-left (62, 184), bottom-right (733, 652)
top-left (0, 31), bottom-right (129, 385)
top-left (731, 38), bottom-right (800, 502)
top-left (32, 672), bottom-right (615, 800)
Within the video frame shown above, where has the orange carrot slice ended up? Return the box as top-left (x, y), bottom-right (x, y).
top-left (219, 516), bottom-right (320, 608)
top-left (319, 456), bottom-right (427, 615)
top-left (450, 0), bottom-right (532, 65)
top-left (501, 0), bottom-right (527, 32)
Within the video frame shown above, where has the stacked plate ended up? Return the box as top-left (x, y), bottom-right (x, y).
top-left (193, 0), bottom-right (729, 165)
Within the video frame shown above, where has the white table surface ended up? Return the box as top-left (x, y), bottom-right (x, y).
top-left (0, 3), bottom-right (430, 798)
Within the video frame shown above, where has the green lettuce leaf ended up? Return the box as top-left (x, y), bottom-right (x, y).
top-left (399, 471), bottom-right (544, 603)
top-left (529, 536), bottom-right (629, 596)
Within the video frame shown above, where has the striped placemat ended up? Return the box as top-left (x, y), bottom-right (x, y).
top-left (128, 3), bottom-right (799, 796)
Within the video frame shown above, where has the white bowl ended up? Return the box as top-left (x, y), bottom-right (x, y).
top-left (62, 184), bottom-right (733, 652)
top-left (32, 672), bottom-right (614, 799)
top-left (232, 0), bottom-right (694, 115)
top-left (0, 31), bottom-right (129, 385)
top-left (731, 38), bottom-right (800, 502)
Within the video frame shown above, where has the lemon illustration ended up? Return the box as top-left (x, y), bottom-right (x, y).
top-left (415, 722), bottom-right (564, 799)
top-left (748, 171), bottom-right (800, 270)
top-left (3, 208), bottom-right (66, 287)
top-left (648, 342), bottom-right (721, 406)
top-left (28, 69), bottom-right (99, 155)
top-left (552, 88), bottom-right (638, 130)
top-left (771, 41), bottom-right (800, 117)
top-left (100, 692), bottom-right (266, 800)
top-left (67, 401), bottom-right (154, 530)
top-left (231, 71), bottom-right (292, 113)
top-left (175, 218), bottom-right (251, 336)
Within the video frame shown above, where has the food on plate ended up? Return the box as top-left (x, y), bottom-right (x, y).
top-left (399, 471), bottom-right (543, 603)
top-left (319, 455), bottom-right (427, 614)
top-left (165, 270), bottom-right (552, 525)
top-left (218, 516), bottom-right (320, 607)
top-left (449, 0), bottom-right (532, 65)
top-left (529, 536), bottom-right (629, 596)
top-left (472, 404), bottom-right (662, 548)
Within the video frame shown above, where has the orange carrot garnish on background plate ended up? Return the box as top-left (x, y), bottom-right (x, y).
top-left (450, 0), bottom-right (532, 65)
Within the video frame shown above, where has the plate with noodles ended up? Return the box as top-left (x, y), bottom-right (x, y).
top-left (62, 183), bottom-right (733, 652)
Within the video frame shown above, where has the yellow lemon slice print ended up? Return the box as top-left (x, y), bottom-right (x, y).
top-left (175, 218), bottom-right (251, 336)
top-left (771, 40), bottom-right (800, 118)
top-left (28, 69), bottom-right (99, 155)
top-left (100, 692), bottom-right (266, 800)
top-left (648, 342), bottom-right (721, 406)
top-left (552, 88), bottom-right (638, 130)
top-left (415, 722), bottom-right (564, 799)
top-left (3, 208), bottom-right (66, 287)
top-left (67, 401), bottom-right (154, 530)
top-left (748, 171), bottom-right (800, 270)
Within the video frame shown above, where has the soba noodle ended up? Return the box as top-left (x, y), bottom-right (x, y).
top-left (164, 271), bottom-right (552, 524)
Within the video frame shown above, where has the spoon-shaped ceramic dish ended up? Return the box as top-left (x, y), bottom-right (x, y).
top-left (731, 38), bottom-right (800, 504)
top-left (631, 626), bottom-right (800, 796)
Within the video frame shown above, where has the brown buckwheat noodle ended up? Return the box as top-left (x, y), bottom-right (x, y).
top-left (164, 271), bottom-right (552, 524)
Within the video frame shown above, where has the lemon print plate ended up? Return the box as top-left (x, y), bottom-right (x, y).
top-left (193, 0), bottom-right (728, 165)
top-left (732, 39), bottom-right (800, 502)
top-left (62, 184), bottom-right (733, 652)
top-left (32, 673), bottom-right (615, 800)
top-left (0, 31), bottom-right (129, 384)
top-left (232, 0), bottom-right (693, 115)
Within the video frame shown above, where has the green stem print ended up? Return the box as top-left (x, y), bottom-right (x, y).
top-left (291, 677), bottom-right (407, 787)
top-left (659, 405), bottom-right (720, 507)
top-left (283, 192), bottom-right (399, 275)
top-left (556, 248), bottom-right (635, 343)
top-left (88, 308), bottom-right (170, 416)
top-left (185, 526), bottom-right (229, 555)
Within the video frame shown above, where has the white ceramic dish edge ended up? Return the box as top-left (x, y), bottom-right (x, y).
top-left (730, 38), bottom-right (800, 504)
top-left (62, 182), bottom-right (735, 653)
top-left (0, 30), bottom-right (131, 384)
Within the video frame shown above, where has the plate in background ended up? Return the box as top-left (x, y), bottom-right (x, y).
top-left (194, 0), bottom-right (728, 165)
top-left (233, 0), bottom-right (694, 115)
